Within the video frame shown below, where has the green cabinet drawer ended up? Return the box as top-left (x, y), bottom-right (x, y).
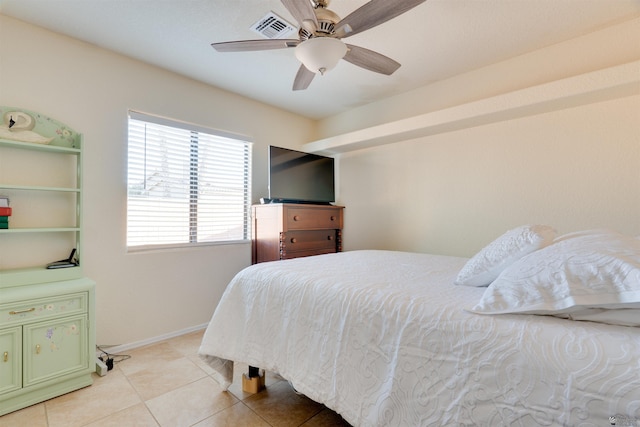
top-left (23, 314), bottom-right (88, 387)
top-left (0, 326), bottom-right (22, 395)
top-left (0, 292), bottom-right (87, 327)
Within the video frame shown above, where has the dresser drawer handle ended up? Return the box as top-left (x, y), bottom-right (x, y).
top-left (36, 344), bottom-right (41, 355)
top-left (9, 307), bottom-right (36, 315)
top-left (290, 238), bottom-right (297, 243)
top-left (3, 351), bottom-right (7, 363)
top-left (327, 235), bottom-right (334, 241)
top-left (293, 215), bottom-right (300, 221)
top-left (330, 216), bottom-right (336, 221)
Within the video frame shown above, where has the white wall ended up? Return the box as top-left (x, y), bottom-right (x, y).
top-left (338, 95), bottom-right (640, 256)
top-left (0, 16), bottom-right (316, 345)
top-left (328, 18), bottom-right (640, 256)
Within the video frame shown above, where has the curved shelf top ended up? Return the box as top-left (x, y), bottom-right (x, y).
top-left (0, 106), bottom-right (81, 149)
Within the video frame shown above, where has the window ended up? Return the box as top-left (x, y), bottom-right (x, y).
top-left (127, 111), bottom-right (252, 250)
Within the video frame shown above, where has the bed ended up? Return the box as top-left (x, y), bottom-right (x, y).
top-left (199, 227), bottom-right (640, 426)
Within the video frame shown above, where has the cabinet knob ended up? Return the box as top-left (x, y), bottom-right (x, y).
top-left (3, 351), bottom-right (7, 362)
top-left (293, 215), bottom-right (300, 221)
top-left (327, 235), bottom-right (333, 241)
top-left (330, 216), bottom-right (336, 221)
top-left (36, 344), bottom-right (41, 355)
top-left (290, 238), bottom-right (297, 243)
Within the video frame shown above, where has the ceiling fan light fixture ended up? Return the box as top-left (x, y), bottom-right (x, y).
top-left (295, 37), bottom-right (347, 75)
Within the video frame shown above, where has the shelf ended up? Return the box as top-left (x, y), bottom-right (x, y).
top-left (0, 184), bottom-right (80, 192)
top-left (0, 227), bottom-right (80, 234)
top-left (303, 60), bottom-right (640, 155)
top-left (0, 138), bottom-right (80, 154)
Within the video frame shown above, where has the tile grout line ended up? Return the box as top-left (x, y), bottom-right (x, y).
top-left (119, 362), bottom-right (162, 427)
top-left (236, 389), bottom-right (279, 427)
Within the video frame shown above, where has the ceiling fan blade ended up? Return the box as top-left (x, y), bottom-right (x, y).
top-left (281, 0), bottom-right (318, 31)
top-left (212, 39), bottom-right (299, 52)
top-left (292, 64), bottom-right (315, 91)
top-left (343, 44), bottom-right (400, 75)
top-left (334, 0), bottom-right (427, 38)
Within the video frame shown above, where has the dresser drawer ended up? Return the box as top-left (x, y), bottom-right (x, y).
top-left (285, 206), bottom-right (343, 230)
top-left (281, 247), bottom-right (338, 259)
top-left (0, 293), bottom-right (87, 327)
top-left (281, 230), bottom-right (339, 256)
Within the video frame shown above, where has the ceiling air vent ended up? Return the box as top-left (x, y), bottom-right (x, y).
top-left (250, 12), bottom-right (297, 39)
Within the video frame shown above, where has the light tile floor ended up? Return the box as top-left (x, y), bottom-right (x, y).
top-left (0, 330), bottom-right (352, 427)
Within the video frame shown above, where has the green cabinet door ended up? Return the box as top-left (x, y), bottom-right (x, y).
top-left (0, 326), bottom-right (22, 395)
top-left (23, 314), bottom-right (88, 387)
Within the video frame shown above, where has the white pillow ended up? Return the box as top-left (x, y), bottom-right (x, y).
top-left (454, 225), bottom-right (556, 287)
top-left (468, 229), bottom-right (640, 326)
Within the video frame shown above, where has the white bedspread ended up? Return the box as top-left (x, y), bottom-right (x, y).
top-left (199, 250), bottom-right (640, 426)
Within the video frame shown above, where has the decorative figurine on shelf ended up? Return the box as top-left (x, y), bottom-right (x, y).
top-left (0, 111), bottom-right (54, 144)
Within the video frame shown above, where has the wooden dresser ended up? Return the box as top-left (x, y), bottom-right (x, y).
top-left (252, 203), bottom-right (344, 264)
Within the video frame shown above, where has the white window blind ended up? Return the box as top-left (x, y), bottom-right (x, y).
top-left (127, 111), bottom-right (252, 250)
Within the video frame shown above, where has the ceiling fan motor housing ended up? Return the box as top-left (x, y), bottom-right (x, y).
top-left (315, 7), bottom-right (340, 34)
top-left (300, 3), bottom-right (341, 40)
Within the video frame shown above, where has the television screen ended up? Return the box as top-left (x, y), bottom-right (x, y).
top-left (268, 145), bottom-right (335, 204)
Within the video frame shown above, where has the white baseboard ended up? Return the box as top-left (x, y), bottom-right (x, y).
top-left (96, 323), bottom-right (208, 356)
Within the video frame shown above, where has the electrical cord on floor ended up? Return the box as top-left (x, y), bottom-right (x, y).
top-left (96, 345), bottom-right (131, 371)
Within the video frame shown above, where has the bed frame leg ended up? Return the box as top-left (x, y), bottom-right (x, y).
top-left (242, 365), bottom-right (265, 394)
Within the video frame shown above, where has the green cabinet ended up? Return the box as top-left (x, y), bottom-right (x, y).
top-left (0, 107), bottom-right (95, 415)
top-left (0, 279), bottom-right (95, 416)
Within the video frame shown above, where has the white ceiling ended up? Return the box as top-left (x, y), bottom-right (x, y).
top-left (1, 0), bottom-right (639, 119)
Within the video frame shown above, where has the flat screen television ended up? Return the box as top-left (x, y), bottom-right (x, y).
top-left (268, 145), bottom-right (335, 204)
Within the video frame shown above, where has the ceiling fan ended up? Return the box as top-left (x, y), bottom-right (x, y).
top-left (211, 0), bottom-right (427, 90)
